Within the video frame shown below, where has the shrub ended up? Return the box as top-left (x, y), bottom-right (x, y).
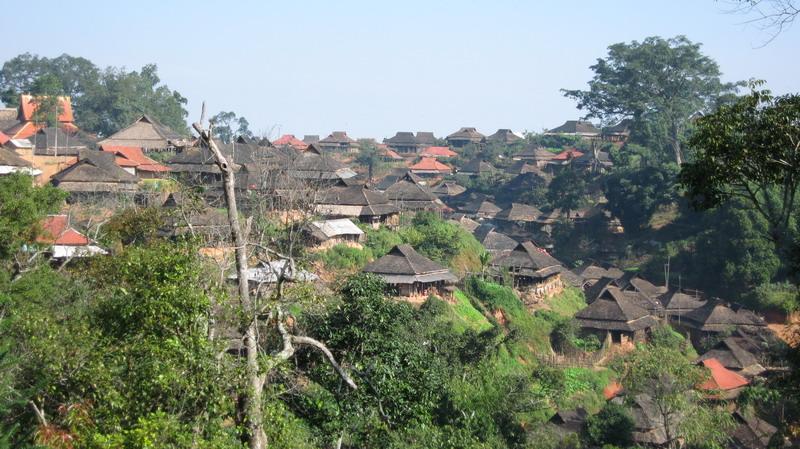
top-left (318, 244), bottom-right (371, 271)
top-left (584, 402), bottom-right (634, 448)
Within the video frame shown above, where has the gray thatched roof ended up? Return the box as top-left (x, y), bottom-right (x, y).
top-left (430, 181), bottom-right (466, 196)
top-left (660, 289), bottom-right (707, 316)
top-left (490, 241), bottom-right (563, 279)
top-left (546, 120), bottom-right (600, 136)
top-left (495, 203), bottom-right (541, 222)
top-left (385, 178), bottom-right (447, 211)
top-left (363, 244), bottom-right (458, 284)
top-left (575, 286), bottom-right (658, 331)
top-left (459, 158), bottom-right (495, 175)
top-left (51, 150), bottom-right (139, 186)
top-left (384, 132), bottom-right (417, 145)
top-left (446, 127), bottom-right (485, 141)
top-left (0, 147), bottom-right (31, 167)
top-left (315, 185), bottom-right (398, 216)
top-left (415, 132), bottom-right (436, 146)
top-left (31, 127), bottom-right (93, 156)
top-left (697, 337), bottom-right (763, 372)
top-left (473, 224), bottom-right (518, 254)
top-left (572, 263), bottom-right (624, 282)
top-left (682, 302), bottom-right (766, 332)
top-left (99, 114), bottom-right (188, 150)
top-left (486, 129), bottom-right (523, 144)
top-left (731, 411), bottom-right (778, 449)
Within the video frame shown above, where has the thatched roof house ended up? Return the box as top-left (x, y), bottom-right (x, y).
top-left (0, 147), bottom-right (39, 176)
top-left (99, 115), bottom-right (189, 152)
top-left (458, 158), bottom-right (496, 176)
top-left (51, 150), bottom-right (139, 199)
top-left (473, 224), bottom-right (518, 255)
top-left (446, 127), bottom-right (485, 147)
top-left (307, 218), bottom-right (364, 246)
top-left (430, 181), bottom-right (466, 197)
top-left (602, 119), bottom-right (632, 142)
top-left (30, 127), bottom-right (93, 156)
top-left (363, 244), bottom-right (458, 297)
top-left (730, 411), bottom-right (778, 449)
top-left (574, 286), bottom-right (659, 343)
top-left (681, 302), bottom-right (767, 333)
top-left (384, 173), bottom-right (449, 212)
top-left (375, 169), bottom-right (426, 190)
top-left (415, 132), bottom-right (437, 148)
top-left (495, 203), bottom-right (541, 223)
top-left (486, 129), bottom-right (524, 145)
top-left (287, 143), bottom-right (357, 181)
top-left (490, 241), bottom-right (564, 295)
top-left (660, 289), bottom-right (707, 318)
top-left (384, 131), bottom-right (419, 154)
top-left (449, 214), bottom-right (480, 233)
top-left (571, 263), bottom-right (624, 287)
top-left (545, 120), bottom-right (601, 137)
top-left (459, 197), bottom-right (501, 219)
top-left (318, 131), bottom-right (358, 153)
top-left (698, 336), bottom-right (765, 378)
top-left (314, 185), bottom-right (399, 227)
top-left (547, 408), bottom-right (589, 435)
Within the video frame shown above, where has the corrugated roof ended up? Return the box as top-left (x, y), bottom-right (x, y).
top-left (309, 218), bottom-right (364, 238)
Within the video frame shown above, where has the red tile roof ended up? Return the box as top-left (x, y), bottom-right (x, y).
top-left (19, 94), bottom-right (74, 123)
top-left (0, 130), bottom-right (9, 145)
top-left (6, 121), bottom-right (79, 140)
top-left (36, 215), bottom-right (89, 246)
top-left (420, 146), bottom-right (457, 158)
top-left (101, 145), bottom-right (170, 173)
top-left (382, 147), bottom-right (403, 160)
top-left (409, 157), bottom-right (453, 173)
top-left (551, 148), bottom-right (584, 161)
top-left (700, 358), bottom-right (749, 391)
top-left (272, 134), bottom-right (308, 150)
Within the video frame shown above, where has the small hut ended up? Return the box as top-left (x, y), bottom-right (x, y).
top-left (545, 120), bottom-right (601, 138)
top-left (314, 185), bottom-right (399, 228)
top-left (98, 114), bottom-right (190, 152)
top-left (51, 150), bottom-right (139, 201)
top-left (307, 218), bottom-right (364, 248)
top-left (318, 131), bottom-right (359, 153)
top-left (430, 181), bottom-right (466, 197)
top-left (486, 129), bottom-right (524, 145)
top-left (489, 241), bottom-right (564, 300)
top-left (574, 286), bottom-right (659, 344)
top-left (697, 336), bottom-right (766, 378)
top-left (384, 173), bottom-right (449, 213)
top-left (363, 244), bottom-right (458, 298)
top-left (698, 358), bottom-right (749, 400)
top-left (384, 131), bottom-right (419, 155)
top-left (473, 224), bottom-right (518, 256)
top-left (445, 127), bottom-right (485, 148)
top-left (458, 158), bottom-right (496, 177)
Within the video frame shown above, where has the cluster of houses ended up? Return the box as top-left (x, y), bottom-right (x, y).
top-left (1, 95), bottom-right (786, 448)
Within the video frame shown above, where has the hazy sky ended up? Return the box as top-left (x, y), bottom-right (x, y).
top-left (3, 0), bottom-right (798, 139)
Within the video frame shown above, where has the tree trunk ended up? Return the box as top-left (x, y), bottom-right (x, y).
top-left (192, 119), bottom-right (266, 449)
top-left (670, 122), bottom-right (683, 165)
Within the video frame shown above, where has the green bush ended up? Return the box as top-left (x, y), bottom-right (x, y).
top-left (318, 244), bottom-right (372, 270)
top-left (584, 402), bottom-right (635, 448)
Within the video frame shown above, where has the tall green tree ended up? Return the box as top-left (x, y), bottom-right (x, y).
top-left (563, 35), bottom-right (740, 164)
top-left (680, 87), bottom-right (800, 250)
top-left (617, 345), bottom-right (735, 449)
top-left (210, 110), bottom-right (254, 143)
top-left (0, 173), bottom-right (65, 264)
top-left (0, 53), bottom-right (188, 136)
top-left (603, 165), bottom-right (679, 232)
top-left (546, 168), bottom-right (587, 218)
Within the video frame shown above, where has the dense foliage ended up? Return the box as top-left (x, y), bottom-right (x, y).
top-left (0, 53), bottom-right (189, 136)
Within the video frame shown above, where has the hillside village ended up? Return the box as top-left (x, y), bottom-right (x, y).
top-left (1, 84), bottom-right (796, 449)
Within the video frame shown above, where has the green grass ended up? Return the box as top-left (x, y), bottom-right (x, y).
top-left (548, 286), bottom-right (587, 317)
top-left (558, 367), bottom-right (615, 413)
top-left (447, 290), bottom-right (493, 334)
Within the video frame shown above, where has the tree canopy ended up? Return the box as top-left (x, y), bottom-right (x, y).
top-left (0, 53), bottom-right (189, 136)
top-left (563, 35), bottom-right (740, 164)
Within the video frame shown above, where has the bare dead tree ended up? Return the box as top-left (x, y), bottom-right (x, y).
top-left (193, 104), bottom-right (355, 449)
top-left (724, 0), bottom-right (799, 43)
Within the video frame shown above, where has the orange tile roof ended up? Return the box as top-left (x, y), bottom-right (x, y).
top-left (409, 157), bottom-right (453, 173)
top-left (36, 215), bottom-right (89, 246)
top-left (699, 358), bottom-right (749, 391)
top-left (101, 145), bottom-right (170, 172)
top-left (272, 134), bottom-right (308, 150)
top-left (420, 146), bottom-right (457, 158)
top-left (382, 147), bottom-right (403, 160)
top-left (551, 148), bottom-right (584, 160)
top-left (6, 121), bottom-right (79, 140)
top-left (0, 130), bottom-right (9, 145)
top-left (19, 94), bottom-right (74, 123)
